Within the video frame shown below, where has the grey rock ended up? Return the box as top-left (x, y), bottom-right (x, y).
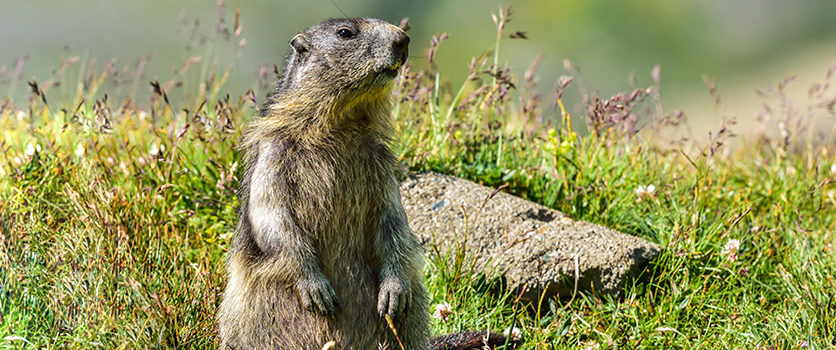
top-left (400, 172), bottom-right (661, 300)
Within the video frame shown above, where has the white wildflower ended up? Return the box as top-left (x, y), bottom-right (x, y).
top-left (74, 143), bottom-right (85, 157)
top-left (24, 143), bottom-right (41, 156)
top-left (778, 121), bottom-right (788, 138)
top-left (503, 326), bottom-right (522, 341)
top-left (635, 184), bottom-right (656, 201)
top-left (581, 340), bottom-right (600, 350)
top-left (149, 143), bottom-right (165, 157)
top-left (636, 185), bottom-right (656, 195)
top-left (138, 111), bottom-right (148, 120)
top-left (831, 164), bottom-right (835, 176)
top-left (3, 335), bottom-right (32, 346)
top-left (16, 111), bottom-right (26, 121)
top-left (721, 239), bottom-right (740, 263)
top-left (217, 171), bottom-right (228, 191)
top-left (432, 303), bottom-right (453, 322)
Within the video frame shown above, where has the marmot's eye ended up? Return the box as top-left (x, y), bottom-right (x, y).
top-left (337, 28), bottom-right (355, 38)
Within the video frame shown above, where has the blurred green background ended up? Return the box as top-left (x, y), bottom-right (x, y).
top-left (2, 0), bottom-right (835, 138)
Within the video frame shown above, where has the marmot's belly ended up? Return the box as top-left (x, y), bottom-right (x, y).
top-left (219, 253), bottom-right (428, 350)
top-left (253, 259), bottom-right (386, 349)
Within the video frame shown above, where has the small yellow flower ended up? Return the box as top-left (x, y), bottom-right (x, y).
top-left (559, 139), bottom-right (573, 154)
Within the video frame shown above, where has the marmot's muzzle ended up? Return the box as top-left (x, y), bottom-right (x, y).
top-left (391, 33), bottom-right (410, 70)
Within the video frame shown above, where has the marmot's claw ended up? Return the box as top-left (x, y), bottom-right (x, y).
top-left (297, 274), bottom-right (338, 316)
top-left (377, 274), bottom-right (410, 318)
top-left (377, 292), bottom-right (390, 318)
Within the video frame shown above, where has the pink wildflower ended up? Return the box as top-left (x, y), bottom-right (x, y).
top-left (432, 303), bottom-right (453, 322)
top-left (721, 239), bottom-right (741, 263)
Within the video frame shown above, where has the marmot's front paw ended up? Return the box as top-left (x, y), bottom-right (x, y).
top-left (296, 273), bottom-right (338, 316)
top-left (377, 273), bottom-right (411, 318)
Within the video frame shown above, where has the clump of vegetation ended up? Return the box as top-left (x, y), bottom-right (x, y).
top-left (1, 5), bottom-right (834, 349)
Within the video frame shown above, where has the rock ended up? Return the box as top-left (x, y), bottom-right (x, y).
top-left (400, 172), bottom-right (661, 300)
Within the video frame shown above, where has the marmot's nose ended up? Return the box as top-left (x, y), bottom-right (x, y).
top-left (392, 33), bottom-right (410, 59)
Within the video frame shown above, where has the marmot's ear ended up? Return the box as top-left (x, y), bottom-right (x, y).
top-left (290, 34), bottom-right (310, 54)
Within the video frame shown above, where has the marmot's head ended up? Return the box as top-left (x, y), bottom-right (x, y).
top-left (250, 18), bottom-right (409, 143)
top-left (277, 18), bottom-right (409, 100)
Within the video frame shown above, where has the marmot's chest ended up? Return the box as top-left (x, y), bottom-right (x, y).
top-left (291, 142), bottom-right (392, 235)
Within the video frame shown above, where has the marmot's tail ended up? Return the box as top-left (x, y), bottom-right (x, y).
top-left (429, 331), bottom-right (519, 350)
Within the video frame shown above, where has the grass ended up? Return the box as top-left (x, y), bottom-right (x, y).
top-left (2, 5), bottom-right (835, 349)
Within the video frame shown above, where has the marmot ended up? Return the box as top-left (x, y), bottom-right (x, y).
top-left (218, 18), bottom-right (515, 350)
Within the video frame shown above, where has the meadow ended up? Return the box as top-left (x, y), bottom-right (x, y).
top-left (1, 7), bottom-right (835, 349)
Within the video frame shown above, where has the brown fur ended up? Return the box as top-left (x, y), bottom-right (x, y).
top-left (217, 18), bottom-right (429, 349)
